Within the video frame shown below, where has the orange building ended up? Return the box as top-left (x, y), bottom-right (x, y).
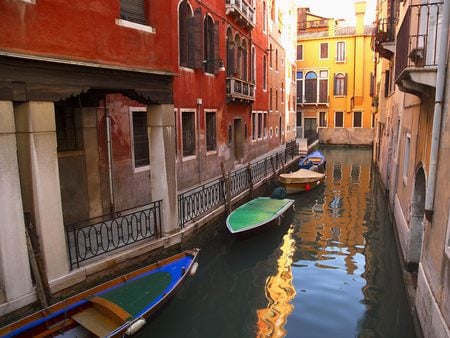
top-left (296, 2), bottom-right (375, 146)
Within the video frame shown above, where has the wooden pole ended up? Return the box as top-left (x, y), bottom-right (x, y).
top-left (247, 163), bottom-right (254, 199)
top-left (220, 163), bottom-right (231, 215)
top-left (24, 214), bottom-right (51, 308)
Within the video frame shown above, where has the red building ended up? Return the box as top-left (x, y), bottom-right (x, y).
top-left (174, 0), bottom-right (270, 190)
top-left (0, 0), bottom-right (279, 316)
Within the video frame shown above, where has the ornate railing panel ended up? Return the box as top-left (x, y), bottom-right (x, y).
top-left (178, 178), bottom-right (226, 228)
top-left (66, 201), bottom-right (161, 269)
top-left (225, 0), bottom-right (256, 28)
top-left (226, 77), bottom-right (256, 102)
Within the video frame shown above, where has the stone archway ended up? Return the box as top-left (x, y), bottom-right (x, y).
top-left (407, 166), bottom-right (426, 271)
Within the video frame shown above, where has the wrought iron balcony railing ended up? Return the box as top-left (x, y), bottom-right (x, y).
top-left (225, 0), bottom-right (256, 29)
top-left (226, 76), bottom-right (255, 103)
top-left (372, 17), bottom-right (396, 58)
top-left (395, 2), bottom-right (444, 82)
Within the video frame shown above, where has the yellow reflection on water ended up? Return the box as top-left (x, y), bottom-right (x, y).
top-left (256, 226), bottom-right (296, 338)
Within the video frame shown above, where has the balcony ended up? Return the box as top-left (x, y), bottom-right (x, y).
top-left (226, 77), bottom-right (255, 103)
top-left (395, 2), bottom-right (443, 97)
top-left (298, 19), bottom-right (328, 32)
top-left (225, 0), bottom-right (256, 29)
top-left (372, 18), bottom-right (396, 60)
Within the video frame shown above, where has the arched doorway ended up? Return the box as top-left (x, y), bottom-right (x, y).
top-left (407, 166), bottom-right (426, 271)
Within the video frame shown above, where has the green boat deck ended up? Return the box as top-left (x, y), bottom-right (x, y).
top-left (226, 197), bottom-right (294, 233)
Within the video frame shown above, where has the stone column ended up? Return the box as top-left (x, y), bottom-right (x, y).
top-left (80, 107), bottom-right (103, 219)
top-left (147, 104), bottom-right (178, 235)
top-left (15, 102), bottom-right (69, 281)
top-left (0, 101), bottom-right (34, 303)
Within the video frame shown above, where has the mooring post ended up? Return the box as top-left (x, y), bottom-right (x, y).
top-left (220, 162), bottom-right (232, 215)
top-left (247, 163), bottom-right (254, 199)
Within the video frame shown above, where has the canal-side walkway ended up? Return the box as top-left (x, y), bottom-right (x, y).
top-left (54, 143), bottom-right (301, 296)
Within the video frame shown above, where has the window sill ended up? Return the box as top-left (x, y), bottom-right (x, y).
top-left (182, 155), bottom-right (197, 162)
top-left (206, 150), bottom-right (217, 156)
top-left (133, 165), bottom-right (150, 173)
top-left (115, 19), bottom-right (156, 34)
top-left (20, 0), bottom-right (35, 3)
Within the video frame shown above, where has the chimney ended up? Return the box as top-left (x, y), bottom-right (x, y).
top-left (354, 1), bottom-right (367, 34)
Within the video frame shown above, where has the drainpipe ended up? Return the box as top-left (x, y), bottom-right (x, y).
top-left (105, 107), bottom-right (115, 214)
top-left (424, 0), bottom-right (450, 222)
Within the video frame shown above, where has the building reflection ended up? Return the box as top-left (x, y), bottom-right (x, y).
top-left (256, 226), bottom-right (296, 338)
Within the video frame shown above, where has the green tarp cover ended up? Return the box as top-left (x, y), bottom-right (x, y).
top-left (227, 197), bottom-right (293, 232)
top-left (98, 271), bottom-right (172, 317)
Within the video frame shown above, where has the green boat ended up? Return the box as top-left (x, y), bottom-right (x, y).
top-left (226, 197), bottom-right (295, 235)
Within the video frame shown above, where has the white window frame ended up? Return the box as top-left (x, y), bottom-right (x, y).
top-left (319, 111), bottom-right (327, 128)
top-left (336, 41), bottom-right (346, 63)
top-left (335, 111), bottom-right (344, 128)
top-left (353, 111), bottom-right (363, 128)
top-left (403, 133), bottom-right (411, 184)
top-left (129, 107), bottom-right (150, 173)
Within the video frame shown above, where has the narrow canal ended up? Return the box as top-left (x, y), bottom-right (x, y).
top-left (137, 147), bottom-right (417, 338)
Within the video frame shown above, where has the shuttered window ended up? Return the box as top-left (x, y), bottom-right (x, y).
top-left (334, 73), bottom-right (347, 96)
top-left (353, 111), bottom-right (362, 128)
top-left (335, 111), bottom-right (344, 128)
top-left (320, 43), bottom-right (328, 59)
top-left (206, 112), bottom-right (216, 151)
top-left (120, 0), bottom-right (146, 25)
top-left (204, 16), bottom-right (215, 74)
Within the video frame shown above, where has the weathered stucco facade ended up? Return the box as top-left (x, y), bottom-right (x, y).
top-left (372, 0), bottom-right (450, 336)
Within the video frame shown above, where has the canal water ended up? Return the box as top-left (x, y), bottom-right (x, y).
top-left (136, 147), bottom-right (416, 338)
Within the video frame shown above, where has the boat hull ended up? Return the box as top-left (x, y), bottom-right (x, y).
top-left (226, 197), bottom-right (294, 236)
top-left (0, 249), bottom-right (200, 338)
top-left (298, 150), bottom-right (326, 173)
top-left (281, 176), bottom-right (325, 194)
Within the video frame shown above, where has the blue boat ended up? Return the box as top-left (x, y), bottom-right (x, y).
top-left (0, 249), bottom-right (200, 338)
top-left (298, 150), bottom-right (326, 173)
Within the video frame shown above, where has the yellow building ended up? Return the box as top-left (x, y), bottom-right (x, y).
top-left (296, 2), bottom-right (375, 145)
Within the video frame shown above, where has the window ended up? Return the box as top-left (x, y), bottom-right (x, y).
top-left (263, 1), bottom-right (267, 33)
top-left (226, 29), bottom-right (235, 76)
top-left (252, 112), bottom-right (257, 140)
top-left (206, 111), bottom-right (216, 151)
top-left (269, 88), bottom-right (273, 111)
top-left (55, 105), bottom-right (82, 152)
top-left (281, 82), bottom-right (284, 103)
top-left (251, 46), bottom-right (256, 83)
top-left (182, 111), bottom-right (195, 157)
top-left (120, 0), bottom-right (146, 25)
top-left (179, 1), bottom-right (193, 67)
top-left (271, 0), bottom-right (275, 21)
top-left (320, 43), bottom-right (328, 59)
top-left (204, 15), bottom-right (218, 74)
top-left (305, 71), bottom-right (317, 103)
top-left (228, 125), bottom-right (232, 144)
top-left (296, 71), bottom-right (303, 103)
top-left (319, 70), bottom-right (328, 103)
top-left (297, 45), bottom-right (303, 60)
top-left (319, 111), bottom-right (327, 127)
top-left (336, 41), bottom-right (346, 62)
top-left (384, 69), bottom-right (391, 97)
top-left (335, 111), bottom-right (344, 127)
top-left (263, 55), bottom-right (267, 90)
top-left (275, 49), bottom-right (278, 71)
top-left (403, 133), bottom-right (411, 182)
top-left (263, 113), bottom-right (267, 137)
top-left (235, 35), bottom-right (241, 77)
top-left (131, 109), bottom-right (150, 168)
top-left (242, 40), bottom-right (248, 80)
top-left (269, 44), bottom-right (273, 68)
top-left (296, 111), bottom-right (302, 127)
top-left (258, 112), bottom-right (263, 138)
top-left (334, 73), bottom-right (347, 96)
top-left (275, 90), bottom-right (278, 111)
top-left (353, 111), bottom-right (362, 128)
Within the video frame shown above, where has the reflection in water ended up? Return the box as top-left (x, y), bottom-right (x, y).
top-left (256, 227), bottom-right (296, 338)
top-left (136, 147), bottom-right (416, 338)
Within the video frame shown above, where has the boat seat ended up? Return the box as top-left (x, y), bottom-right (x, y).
top-left (71, 296), bottom-right (132, 337)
